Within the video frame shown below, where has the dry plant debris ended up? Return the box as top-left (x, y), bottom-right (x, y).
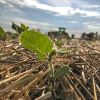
top-left (0, 39), bottom-right (100, 100)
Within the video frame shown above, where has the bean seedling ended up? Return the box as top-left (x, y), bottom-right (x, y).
top-left (20, 29), bottom-right (69, 99)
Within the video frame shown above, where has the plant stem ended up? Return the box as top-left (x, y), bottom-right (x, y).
top-left (48, 49), bottom-right (56, 78)
top-left (49, 60), bottom-right (54, 78)
top-left (48, 50), bottom-right (56, 99)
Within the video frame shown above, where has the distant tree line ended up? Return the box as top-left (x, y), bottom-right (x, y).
top-left (81, 32), bottom-right (100, 40)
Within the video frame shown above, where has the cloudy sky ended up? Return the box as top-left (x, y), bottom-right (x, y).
top-left (0, 0), bottom-right (100, 37)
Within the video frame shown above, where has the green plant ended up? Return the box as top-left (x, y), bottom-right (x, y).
top-left (55, 40), bottom-right (63, 48)
top-left (0, 27), bottom-right (6, 40)
top-left (21, 23), bottom-right (29, 31)
top-left (20, 30), bottom-right (69, 98)
top-left (12, 22), bottom-right (29, 34)
top-left (20, 30), bottom-right (53, 60)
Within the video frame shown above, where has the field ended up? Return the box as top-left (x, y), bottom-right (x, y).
top-left (0, 38), bottom-right (100, 100)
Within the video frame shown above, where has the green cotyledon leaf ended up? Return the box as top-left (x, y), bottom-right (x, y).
top-left (20, 30), bottom-right (53, 61)
top-left (54, 65), bottom-right (69, 79)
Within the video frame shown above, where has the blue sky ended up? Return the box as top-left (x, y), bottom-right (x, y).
top-left (0, 0), bottom-right (100, 37)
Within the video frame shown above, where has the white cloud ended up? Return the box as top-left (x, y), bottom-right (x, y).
top-left (47, 0), bottom-right (83, 7)
top-left (0, 16), bottom-right (53, 28)
top-left (76, 9), bottom-right (100, 17)
top-left (0, 0), bottom-right (100, 17)
top-left (87, 24), bottom-right (100, 29)
top-left (71, 21), bottom-right (78, 23)
top-left (0, 0), bottom-right (23, 14)
top-left (9, 17), bottom-right (52, 26)
top-left (83, 22), bottom-right (100, 32)
top-left (87, 25), bottom-right (100, 29)
top-left (0, 0), bottom-right (7, 4)
top-left (1, 0), bottom-right (100, 36)
top-left (53, 7), bottom-right (100, 17)
top-left (19, 0), bottom-right (100, 17)
top-left (82, 4), bottom-right (100, 9)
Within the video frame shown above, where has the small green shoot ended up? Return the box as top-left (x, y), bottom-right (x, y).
top-left (20, 29), bottom-right (69, 98)
top-left (21, 23), bottom-right (29, 31)
top-left (12, 22), bottom-right (29, 34)
top-left (12, 22), bottom-right (23, 34)
top-left (55, 40), bottom-right (63, 48)
top-left (0, 27), bottom-right (6, 40)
